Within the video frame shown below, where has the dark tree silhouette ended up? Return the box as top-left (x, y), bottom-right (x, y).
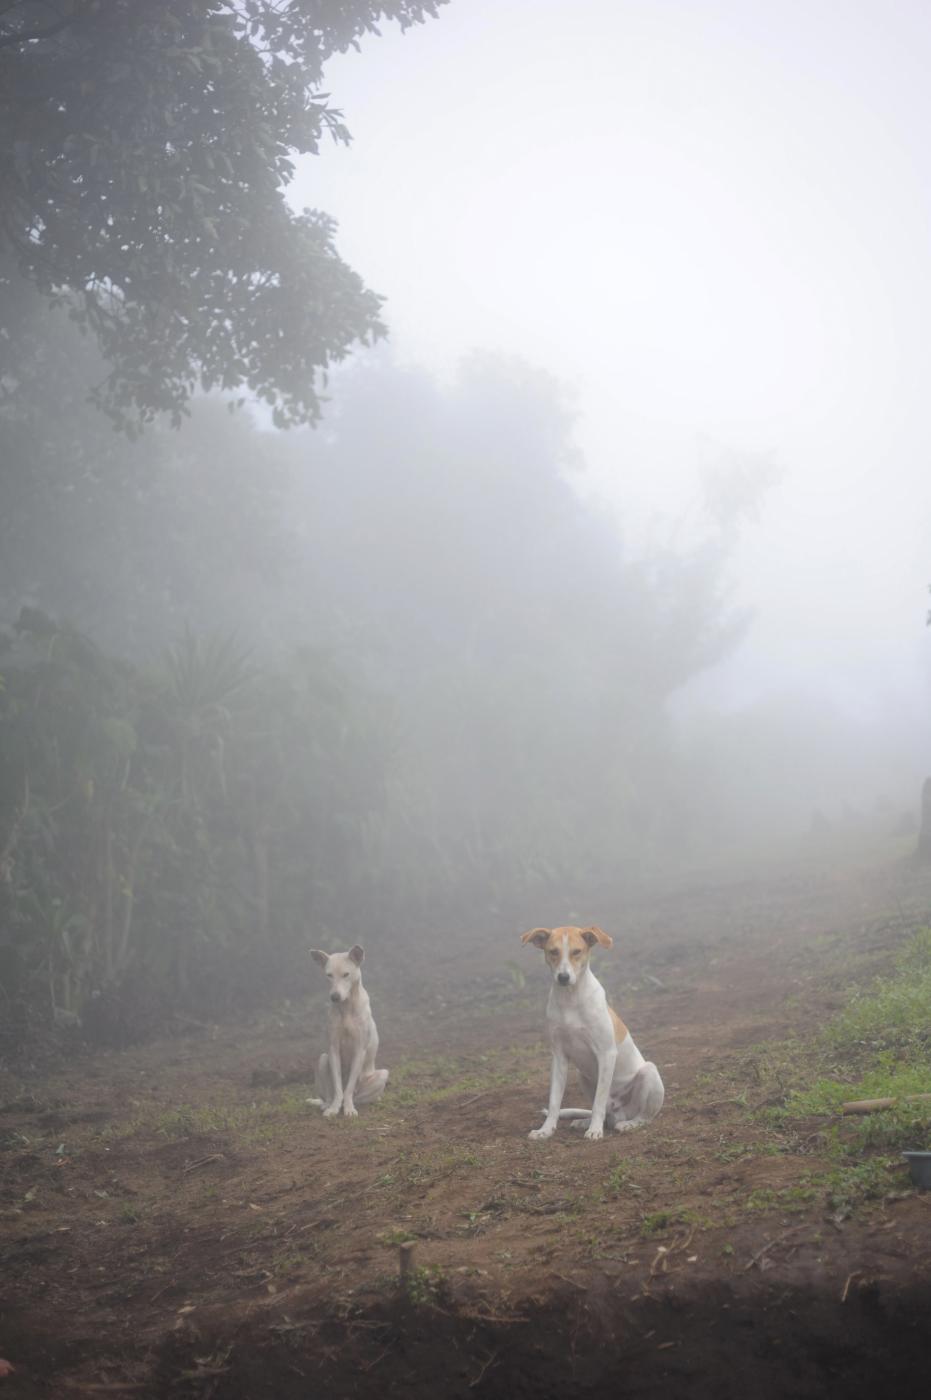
top-left (0, 0), bottom-right (446, 430)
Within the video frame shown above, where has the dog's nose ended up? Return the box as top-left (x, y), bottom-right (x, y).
top-left (330, 991), bottom-right (341, 1003)
top-left (557, 972), bottom-right (571, 985)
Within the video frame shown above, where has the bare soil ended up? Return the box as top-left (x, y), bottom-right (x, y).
top-left (2, 850), bottom-right (930, 1398)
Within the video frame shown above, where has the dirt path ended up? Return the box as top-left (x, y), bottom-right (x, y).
top-left (1, 853), bottom-right (930, 1397)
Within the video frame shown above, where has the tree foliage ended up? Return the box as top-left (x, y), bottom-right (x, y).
top-left (0, 0), bottom-right (446, 429)
top-left (0, 264), bottom-right (306, 654)
top-left (0, 299), bottom-right (753, 1040)
top-left (0, 611), bottom-right (397, 1036)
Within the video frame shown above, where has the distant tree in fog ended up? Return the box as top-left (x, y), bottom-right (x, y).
top-left (0, 1), bottom-right (447, 431)
top-left (0, 273), bottom-right (305, 653)
top-left (699, 443), bottom-right (782, 533)
top-left (285, 357), bottom-right (748, 904)
top-left (0, 612), bottom-right (396, 1030)
top-left (0, 344), bottom-right (754, 1029)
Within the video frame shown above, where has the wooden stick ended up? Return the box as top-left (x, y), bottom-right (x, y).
top-left (841, 1093), bottom-right (931, 1116)
top-left (469, 1350), bottom-right (500, 1388)
top-left (399, 1240), bottom-right (416, 1285)
top-left (182, 1152), bottom-right (226, 1174)
top-left (742, 1225), bottom-right (804, 1272)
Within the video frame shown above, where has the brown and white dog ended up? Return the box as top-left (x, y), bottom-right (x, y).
top-left (308, 946), bottom-right (388, 1118)
top-left (522, 925), bottom-right (664, 1140)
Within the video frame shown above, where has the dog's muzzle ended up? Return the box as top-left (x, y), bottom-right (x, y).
top-left (557, 971), bottom-right (571, 986)
top-left (330, 991), bottom-right (342, 1003)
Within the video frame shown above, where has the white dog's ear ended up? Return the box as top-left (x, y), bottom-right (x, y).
top-left (348, 944), bottom-right (365, 965)
top-left (310, 949), bottom-right (329, 968)
top-left (581, 925), bottom-right (612, 949)
top-left (520, 927), bottom-right (550, 947)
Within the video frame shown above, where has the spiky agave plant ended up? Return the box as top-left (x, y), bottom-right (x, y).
top-left (162, 628), bottom-right (256, 802)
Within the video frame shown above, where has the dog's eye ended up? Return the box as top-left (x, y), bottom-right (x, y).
top-left (571, 949), bottom-right (582, 958)
top-left (326, 972), bottom-right (333, 979)
top-left (343, 972), bottom-right (350, 978)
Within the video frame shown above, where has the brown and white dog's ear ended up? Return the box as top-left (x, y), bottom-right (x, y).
top-left (310, 949), bottom-right (329, 968)
top-left (581, 925), bottom-right (613, 949)
top-left (348, 945), bottom-right (365, 965)
top-left (520, 927), bottom-right (550, 947)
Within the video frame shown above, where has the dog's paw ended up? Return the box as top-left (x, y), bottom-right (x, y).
top-left (583, 1125), bottom-right (604, 1141)
top-left (529, 1126), bottom-right (554, 1140)
top-left (322, 1103), bottom-right (342, 1119)
top-left (342, 1103), bottom-right (358, 1119)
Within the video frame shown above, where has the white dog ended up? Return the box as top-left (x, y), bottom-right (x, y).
top-left (308, 945), bottom-right (388, 1118)
top-left (522, 924), bottom-right (664, 1141)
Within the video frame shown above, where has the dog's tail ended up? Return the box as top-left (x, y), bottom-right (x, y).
top-left (539, 1107), bottom-right (592, 1120)
top-left (305, 1097), bottom-right (325, 1107)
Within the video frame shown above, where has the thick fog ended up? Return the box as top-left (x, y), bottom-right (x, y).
top-left (294, 0), bottom-right (931, 823)
top-left (2, 0), bottom-right (930, 1027)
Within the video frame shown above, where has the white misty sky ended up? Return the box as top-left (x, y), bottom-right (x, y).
top-left (290, 0), bottom-right (931, 758)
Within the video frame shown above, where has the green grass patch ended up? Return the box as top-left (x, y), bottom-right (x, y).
top-left (743, 926), bottom-right (931, 1215)
top-left (744, 1159), bottom-right (898, 1223)
top-left (640, 1206), bottom-right (695, 1236)
top-left (789, 1058), bottom-right (931, 1116)
top-left (388, 1046), bottom-right (541, 1107)
top-left (842, 1099), bottom-right (931, 1154)
top-left (601, 1157), bottom-right (642, 1199)
top-left (377, 1226), bottom-right (418, 1246)
top-left (823, 928), bottom-right (931, 1060)
top-left (782, 929), bottom-right (931, 1146)
top-left (745, 1180), bottom-right (819, 1213)
top-left (823, 1158), bottom-right (895, 1214)
top-left (709, 927), bottom-right (931, 1223)
top-left (713, 1138), bottom-right (784, 1164)
top-left (404, 1265), bottom-right (448, 1307)
top-left (395, 1145), bottom-right (484, 1188)
top-left (104, 1087), bottom-right (314, 1144)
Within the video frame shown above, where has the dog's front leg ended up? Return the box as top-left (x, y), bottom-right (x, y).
top-left (585, 1046), bottom-right (618, 1140)
top-left (530, 1047), bottom-right (568, 1139)
top-left (341, 1045), bottom-right (367, 1118)
top-left (323, 1041), bottom-right (343, 1118)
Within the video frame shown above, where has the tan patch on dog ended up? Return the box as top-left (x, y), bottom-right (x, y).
top-left (555, 926), bottom-right (589, 951)
top-left (520, 927), bottom-right (551, 947)
top-left (521, 926), bottom-right (615, 968)
top-left (609, 1005), bottom-right (629, 1043)
top-left (552, 926), bottom-right (610, 951)
top-left (551, 927), bottom-right (593, 967)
